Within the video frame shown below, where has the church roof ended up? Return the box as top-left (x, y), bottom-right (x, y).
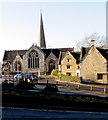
top-left (57, 48), bottom-right (74, 52)
top-left (3, 47), bottom-right (74, 63)
top-left (3, 50), bottom-right (27, 63)
top-left (42, 47), bottom-right (74, 59)
top-left (42, 49), bottom-right (60, 59)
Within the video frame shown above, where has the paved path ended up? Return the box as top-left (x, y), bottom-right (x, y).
top-left (35, 77), bottom-right (108, 97)
top-left (58, 87), bottom-right (108, 97)
top-left (2, 107), bottom-right (108, 119)
top-left (33, 84), bottom-right (108, 97)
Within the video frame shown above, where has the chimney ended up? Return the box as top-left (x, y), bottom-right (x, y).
top-left (91, 40), bottom-right (95, 46)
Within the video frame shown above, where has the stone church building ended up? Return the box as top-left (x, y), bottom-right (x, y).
top-left (2, 13), bottom-right (74, 76)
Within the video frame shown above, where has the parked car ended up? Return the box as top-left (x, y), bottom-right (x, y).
top-left (14, 74), bottom-right (22, 80)
top-left (14, 73), bottom-right (33, 80)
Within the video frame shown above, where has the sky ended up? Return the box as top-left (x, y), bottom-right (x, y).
top-left (0, 1), bottom-right (106, 63)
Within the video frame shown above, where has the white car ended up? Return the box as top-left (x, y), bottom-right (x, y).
top-left (14, 74), bottom-right (23, 80)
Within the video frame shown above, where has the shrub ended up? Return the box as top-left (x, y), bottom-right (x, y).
top-left (15, 81), bottom-right (34, 90)
top-left (42, 84), bottom-right (59, 93)
top-left (51, 69), bottom-right (58, 75)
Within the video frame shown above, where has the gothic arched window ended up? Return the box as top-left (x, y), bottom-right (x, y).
top-left (48, 60), bottom-right (55, 73)
top-left (15, 61), bottom-right (22, 72)
top-left (28, 50), bottom-right (39, 68)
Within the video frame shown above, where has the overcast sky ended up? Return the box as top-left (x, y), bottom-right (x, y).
top-left (0, 1), bottom-right (106, 63)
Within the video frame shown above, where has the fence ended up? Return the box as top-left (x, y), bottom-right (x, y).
top-left (55, 81), bottom-right (108, 94)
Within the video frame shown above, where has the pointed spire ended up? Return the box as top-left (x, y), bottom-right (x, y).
top-left (38, 12), bottom-right (46, 49)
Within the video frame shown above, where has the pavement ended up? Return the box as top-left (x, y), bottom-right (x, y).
top-left (31, 84), bottom-right (108, 97)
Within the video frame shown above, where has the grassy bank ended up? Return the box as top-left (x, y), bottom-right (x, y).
top-left (2, 89), bottom-right (108, 112)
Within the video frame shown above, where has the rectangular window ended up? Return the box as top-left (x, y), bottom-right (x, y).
top-left (67, 59), bottom-right (70, 62)
top-left (67, 65), bottom-right (71, 69)
top-left (97, 74), bottom-right (103, 79)
top-left (66, 72), bottom-right (71, 76)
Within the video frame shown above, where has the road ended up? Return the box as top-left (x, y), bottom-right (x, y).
top-left (2, 107), bottom-right (108, 119)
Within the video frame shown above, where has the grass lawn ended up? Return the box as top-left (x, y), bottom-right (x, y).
top-left (56, 74), bottom-right (81, 83)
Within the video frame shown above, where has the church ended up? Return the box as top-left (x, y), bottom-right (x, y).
top-left (2, 13), bottom-right (74, 76)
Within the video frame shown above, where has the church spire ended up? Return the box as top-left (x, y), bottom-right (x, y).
top-left (38, 12), bottom-right (46, 49)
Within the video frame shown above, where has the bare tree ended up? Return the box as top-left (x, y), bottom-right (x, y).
top-left (75, 32), bottom-right (106, 51)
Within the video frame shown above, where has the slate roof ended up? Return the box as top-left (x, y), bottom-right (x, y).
top-left (70, 52), bottom-right (80, 64)
top-left (3, 50), bottom-right (27, 63)
top-left (57, 48), bottom-right (74, 52)
top-left (81, 47), bottom-right (90, 60)
top-left (3, 47), bottom-right (74, 63)
top-left (81, 46), bottom-right (108, 61)
top-left (42, 49), bottom-right (61, 59)
top-left (58, 51), bottom-right (80, 65)
top-left (41, 48), bottom-right (73, 59)
top-left (97, 48), bottom-right (108, 60)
